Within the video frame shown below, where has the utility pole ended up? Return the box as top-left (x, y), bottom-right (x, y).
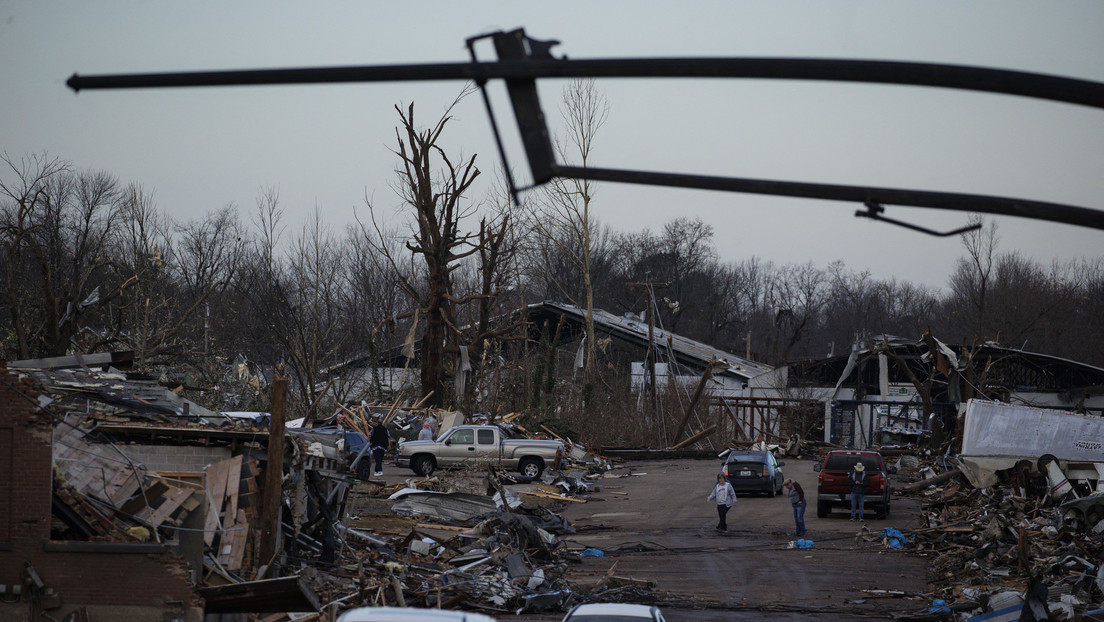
top-left (259, 370), bottom-right (287, 576)
top-left (627, 280), bottom-right (669, 401)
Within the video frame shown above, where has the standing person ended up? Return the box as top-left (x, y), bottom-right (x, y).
top-left (417, 421), bottom-right (434, 441)
top-left (847, 462), bottom-right (869, 521)
top-left (783, 479), bottom-right (806, 536)
top-left (368, 417), bottom-right (391, 478)
top-left (707, 473), bottom-right (738, 533)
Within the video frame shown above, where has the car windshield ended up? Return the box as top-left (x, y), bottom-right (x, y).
top-left (726, 452), bottom-right (768, 464)
top-left (825, 454), bottom-right (881, 471)
top-left (567, 617), bottom-right (653, 622)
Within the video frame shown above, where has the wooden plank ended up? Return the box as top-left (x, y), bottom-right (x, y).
top-left (222, 455), bottom-right (244, 528)
top-left (519, 490), bottom-right (587, 503)
top-left (216, 511), bottom-right (237, 567)
top-left (227, 509), bottom-right (249, 571)
top-left (180, 491), bottom-right (203, 513)
top-left (122, 481), bottom-right (169, 516)
top-left (112, 471), bottom-right (142, 506)
top-left (103, 468), bottom-right (136, 504)
top-left (204, 458), bottom-right (232, 546)
top-left (414, 523), bottom-right (469, 532)
top-left (539, 425), bottom-right (564, 441)
top-left (146, 486), bottom-right (195, 526)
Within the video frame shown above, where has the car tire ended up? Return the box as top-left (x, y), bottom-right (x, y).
top-left (412, 455), bottom-right (436, 476)
top-left (519, 457), bottom-right (544, 478)
top-left (817, 501), bottom-right (830, 518)
top-left (768, 482), bottom-right (777, 497)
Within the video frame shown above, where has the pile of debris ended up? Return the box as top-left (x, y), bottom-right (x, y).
top-left (901, 458), bottom-right (1104, 620)
top-left (8, 354), bottom-right (644, 619)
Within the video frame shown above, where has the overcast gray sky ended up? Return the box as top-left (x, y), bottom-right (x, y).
top-left (3, 1), bottom-right (1102, 290)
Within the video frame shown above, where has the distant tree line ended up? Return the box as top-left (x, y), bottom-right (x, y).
top-left (3, 89), bottom-right (1101, 427)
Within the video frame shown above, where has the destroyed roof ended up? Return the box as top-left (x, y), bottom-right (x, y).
top-left (324, 300), bottom-right (773, 382)
top-left (785, 336), bottom-right (1104, 396)
top-left (9, 352), bottom-right (222, 422)
top-left (524, 301), bottom-right (774, 381)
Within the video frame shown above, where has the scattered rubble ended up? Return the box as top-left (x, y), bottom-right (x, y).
top-left (897, 450), bottom-right (1104, 618)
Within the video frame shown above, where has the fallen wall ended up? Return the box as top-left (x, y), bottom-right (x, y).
top-left (0, 364), bottom-right (203, 622)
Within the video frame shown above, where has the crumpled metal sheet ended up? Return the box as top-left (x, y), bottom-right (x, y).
top-left (388, 489), bottom-right (499, 522)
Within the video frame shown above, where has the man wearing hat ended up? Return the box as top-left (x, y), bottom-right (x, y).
top-left (847, 462), bottom-right (869, 521)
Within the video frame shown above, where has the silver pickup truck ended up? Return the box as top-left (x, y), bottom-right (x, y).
top-left (394, 424), bottom-right (564, 477)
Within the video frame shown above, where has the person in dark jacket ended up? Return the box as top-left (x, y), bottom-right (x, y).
top-left (783, 479), bottom-right (806, 536)
top-left (368, 417), bottom-right (391, 477)
top-left (847, 462), bottom-right (869, 521)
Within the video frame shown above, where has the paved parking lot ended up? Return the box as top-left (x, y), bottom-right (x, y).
top-left (545, 456), bottom-right (929, 621)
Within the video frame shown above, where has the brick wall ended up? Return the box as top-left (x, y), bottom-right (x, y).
top-left (0, 363), bottom-right (203, 621)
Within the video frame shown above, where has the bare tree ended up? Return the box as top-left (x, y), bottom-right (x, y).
top-left (0, 152), bottom-right (68, 357)
top-left (360, 98), bottom-right (486, 408)
top-left (91, 182), bottom-right (173, 358)
top-left (947, 215), bottom-right (998, 342)
top-left (0, 153), bottom-right (127, 357)
top-left (269, 209), bottom-right (352, 421)
top-left (765, 262), bottom-right (829, 364)
top-left (521, 79), bottom-right (609, 379)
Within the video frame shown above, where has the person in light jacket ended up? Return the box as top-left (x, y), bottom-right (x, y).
top-left (417, 422), bottom-right (434, 441)
top-left (707, 473), bottom-right (738, 532)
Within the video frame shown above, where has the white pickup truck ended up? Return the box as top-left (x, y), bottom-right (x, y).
top-left (394, 424), bottom-right (564, 477)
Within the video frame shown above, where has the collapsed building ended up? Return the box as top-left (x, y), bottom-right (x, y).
top-left (761, 334), bottom-right (1104, 449)
top-left (0, 354), bottom-right (617, 621)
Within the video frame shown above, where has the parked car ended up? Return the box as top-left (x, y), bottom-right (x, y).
top-left (561, 603), bottom-right (666, 622)
top-left (813, 449), bottom-right (896, 518)
top-left (721, 450), bottom-right (785, 496)
top-left (394, 424), bottom-right (564, 478)
top-left (337, 606), bottom-right (496, 622)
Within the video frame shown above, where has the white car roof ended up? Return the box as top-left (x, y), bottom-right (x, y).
top-left (566, 603), bottom-right (657, 617)
top-left (337, 606), bottom-right (497, 622)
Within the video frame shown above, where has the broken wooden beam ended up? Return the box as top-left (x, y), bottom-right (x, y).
top-left (669, 424), bottom-right (719, 449)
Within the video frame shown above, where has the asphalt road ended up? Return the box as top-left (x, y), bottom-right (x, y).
top-left (544, 456), bottom-right (931, 622)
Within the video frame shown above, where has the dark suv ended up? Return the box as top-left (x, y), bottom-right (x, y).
top-left (813, 450), bottom-right (896, 518)
top-left (722, 450), bottom-right (785, 496)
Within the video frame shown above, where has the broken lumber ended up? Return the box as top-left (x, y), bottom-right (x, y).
top-left (898, 468), bottom-right (962, 493)
top-left (519, 490), bottom-right (588, 503)
top-left (669, 424), bottom-right (718, 449)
